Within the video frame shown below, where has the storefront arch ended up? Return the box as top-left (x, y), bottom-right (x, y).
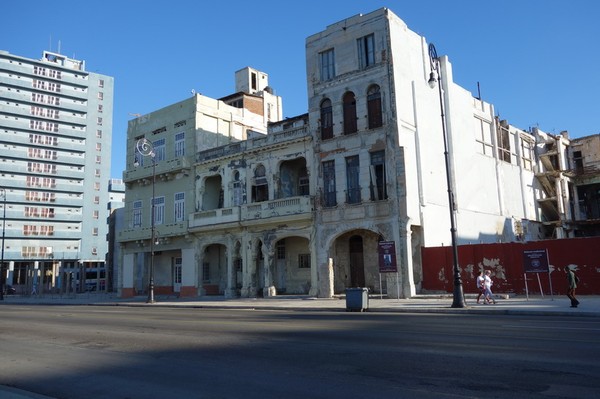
top-left (328, 229), bottom-right (386, 294)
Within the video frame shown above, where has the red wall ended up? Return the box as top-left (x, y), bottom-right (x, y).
top-left (421, 237), bottom-right (600, 295)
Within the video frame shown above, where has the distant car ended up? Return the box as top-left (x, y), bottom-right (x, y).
top-left (3, 285), bottom-right (16, 295)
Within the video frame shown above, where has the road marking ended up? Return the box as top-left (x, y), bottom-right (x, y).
top-left (503, 324), bottom-right (600, 331)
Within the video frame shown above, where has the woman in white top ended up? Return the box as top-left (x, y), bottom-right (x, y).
top-left (483, 270), bottom-right (496, 304)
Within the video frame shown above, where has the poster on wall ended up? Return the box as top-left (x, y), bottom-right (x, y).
top-left (522, 249), bottom-right (549, 273)
top-left (378, 241), bottom-right (397, 273)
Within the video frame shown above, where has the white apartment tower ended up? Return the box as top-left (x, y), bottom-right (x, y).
top-left (0, 50), bottom-right (114, 294)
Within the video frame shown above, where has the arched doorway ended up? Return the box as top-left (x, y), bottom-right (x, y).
top-left (349, 235), bottom-right (365, 287)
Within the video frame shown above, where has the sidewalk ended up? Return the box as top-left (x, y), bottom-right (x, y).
top-left (2, 292), bottom-right (599, 317)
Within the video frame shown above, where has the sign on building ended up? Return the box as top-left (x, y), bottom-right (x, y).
top-left (378, 241), bottom-right (397, 273)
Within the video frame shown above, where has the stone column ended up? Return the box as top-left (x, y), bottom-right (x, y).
top-left (180, 247), bottom-right (196, 297)
top-left (263, 243), bottom-right (276, 297)
top-left (241, 241), bottom-right (256, 298)
top-left (224, 240), bottom-right (237, 298)
top-left (196, 244), bottom-right (206, 296)
top-left (120, 253), bottom-right (135, 298)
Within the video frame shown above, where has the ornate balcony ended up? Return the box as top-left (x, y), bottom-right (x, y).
top-left (189, 196), bottom-right (314, 232)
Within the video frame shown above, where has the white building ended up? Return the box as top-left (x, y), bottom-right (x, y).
top-left (0, 50), bottom-right (114, 294)
top-left (305, 8), bottom-right (552, 297)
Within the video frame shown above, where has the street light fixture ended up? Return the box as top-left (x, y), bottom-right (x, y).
top-left (136, 138), bottom-right (157, 304)
top-left (0, 188), bottom-right (6, 300)
top-left (428, 43), bottom-right (466, 308)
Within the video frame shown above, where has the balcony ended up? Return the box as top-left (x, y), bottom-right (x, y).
top-left (188, 196), bottom-right (314, 232)
top-left (123, 157), bottom-right (191, 184)
top-left (117, 222), bottom-right (186, 244)
top-left (242, 196), bottom-right (313, 223)
top-left (189, 207), bottom-right (241, 230)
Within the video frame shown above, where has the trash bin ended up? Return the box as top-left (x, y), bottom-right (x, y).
top-left (345, 287), bottom-right (369, 312)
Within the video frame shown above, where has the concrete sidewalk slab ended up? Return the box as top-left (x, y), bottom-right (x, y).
top-left (2, 293), bottom-right (598, 317)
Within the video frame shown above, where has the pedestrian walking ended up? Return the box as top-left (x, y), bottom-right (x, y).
top-left (483, 270), bottom-right (496, 304)
top-left (476, 271), bottom-right (485, 304)
top-left (566, 266), bottom-right (580, 308)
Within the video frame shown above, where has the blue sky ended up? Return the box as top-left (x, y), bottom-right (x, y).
top-left (3, 1), bottom-right (599, 178)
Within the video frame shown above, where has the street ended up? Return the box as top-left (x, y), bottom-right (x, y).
top-left (1, 305), bottom-right (599, 398)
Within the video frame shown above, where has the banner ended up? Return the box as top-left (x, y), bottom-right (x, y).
top-left (378, 241), bottom-right (397, 273)
top-left (522, 249), bottom-right (549, 273)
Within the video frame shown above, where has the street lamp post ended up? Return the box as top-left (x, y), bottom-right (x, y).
top-left (0, 188), bottom-right (6, 300)
top-left (136, 138), bottom-right (157, 304)
top-left (428, 43), bottom-right (466, 308)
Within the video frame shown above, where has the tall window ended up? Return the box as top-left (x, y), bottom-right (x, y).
top-left (346, 156), bottom-right (361, 204)
top-left (132, 201), bottom-right (142, 227)
top-left (174, 192), bottom-right (185, 222)
top-left (232, 171), bottom-right (243, 206)
top-left (369, 151), bottom-right (387, 200)
top-left (174, 132), bottom-right (185, 157)
top-left (153, 138), bottom-right (166, 162)
top-left (343, 92), bottom-right (357, 135)
top-left (573, 150), bottom-right (583, 173)
top-left (475, 117), bottom-right (494, 156)
top-left (320, 99), bottom-right (333, 140)
top-left (174, 258), bottom-right (182, 285)
top-left (298, 167), bottom-right (309, 196)
top-left (497, 121), bottom-right (517, 164)
top-left (497, 123), bottom-right (511, 163)
top-left (277, 240), bottom-right (286, 260)
top-left (323, 160), bottom-right (337, 207)
top-left (320, 49), bottom-right (335, 81)
top-left (357, 34), bottom-right (375, 69)
top-left (252, 165), bottom-right (268, 203)
top-left (153, 196), bottom-right (165, 225)
top-left (367, 85), bottom-right (383, 129)
top-left (521, 136), bottom-right (534, 171)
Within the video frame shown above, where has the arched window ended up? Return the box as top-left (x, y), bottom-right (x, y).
top-left (343, 91), bottom-right (357, 135)
top-left (320, 98), bottom-right (333, 140)
top-left (367, 85), bottom-right (383, 129)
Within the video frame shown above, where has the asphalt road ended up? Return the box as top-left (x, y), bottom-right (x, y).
top-left (1, 305), bottom-right (599, 399)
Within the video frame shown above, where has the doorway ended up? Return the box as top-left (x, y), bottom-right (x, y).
top-left (349, 235), bottom-right (365, 287)
top-left (173, 257), bottom-right (182, 294)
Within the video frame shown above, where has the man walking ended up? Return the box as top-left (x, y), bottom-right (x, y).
top-left (566, 266), bottom-right (580, 308)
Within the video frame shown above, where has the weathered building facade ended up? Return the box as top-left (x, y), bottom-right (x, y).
top-left (118, 8), bottom-right (589, 299)
top-left (119, 67), bottom-right (288, 298)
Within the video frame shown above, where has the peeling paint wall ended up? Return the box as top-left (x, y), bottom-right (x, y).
top-left (422, 237), bottom-right (600, 295)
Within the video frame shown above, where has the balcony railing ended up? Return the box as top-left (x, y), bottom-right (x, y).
top-left (241, 196), bottom-right (313, 222)
top-left (123, 157), bottom-right (191, 183)
top-left (189, 207), bottom-right (241, 229)
top-left (188, 196), bottom-right (314, 231)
